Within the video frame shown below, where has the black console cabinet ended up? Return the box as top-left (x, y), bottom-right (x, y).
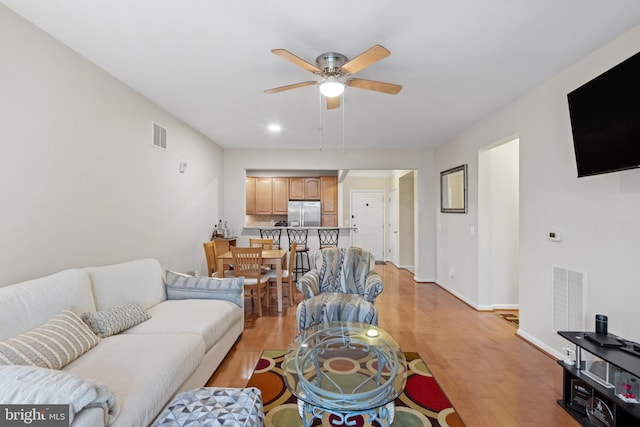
top-left (557, 331), bottom-right (640, 426)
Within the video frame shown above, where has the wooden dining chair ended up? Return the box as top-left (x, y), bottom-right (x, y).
top-left (267, 241), bottom-right (297, 306)
top-left (249, 238), bottom-right (275, 271)
top-left (231, 246), bottom-right (270, 316)
top-left (203, 241), bottom-right (234, 278)
top-left (203, 241), bottom-right (217, 277)
top-left (249, 238), bottom-right (273, 250)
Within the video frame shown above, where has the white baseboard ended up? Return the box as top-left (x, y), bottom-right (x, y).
top-left (432, 281), bottom-right (562, 361)
top-left (434, 280), bottom-right (480, 309)
top-left (434, 281), bottom-right (519, 311)
top-left (385, 261), bottom-right (416, 273)
top-left (492, 303), bottom-right (519, 310)
top-left (413, 276), bottom-right (436, 283)
top-left (517, 329), bottom-right (564, 360)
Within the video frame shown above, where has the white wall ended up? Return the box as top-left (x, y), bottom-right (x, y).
top-left (0, 5), bottom-right (224, 286)
top-left (435, 25), bottom-right (640, 355)
top-left (222, 149), bottom-right (437, 281)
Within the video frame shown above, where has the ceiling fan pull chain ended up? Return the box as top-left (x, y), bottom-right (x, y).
top-left (341, 92), bottom-right (344, 153)
top-left (318, 91), bottom-right (324, 151)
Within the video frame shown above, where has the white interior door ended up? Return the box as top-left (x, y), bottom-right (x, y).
top-left (389, 189), bottom-right (398, 265)
top-left (351, 191), bottom-right (385, 261)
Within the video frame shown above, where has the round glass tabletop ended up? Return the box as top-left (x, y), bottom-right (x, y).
top-left (283, 322), bottom-right (407, 412)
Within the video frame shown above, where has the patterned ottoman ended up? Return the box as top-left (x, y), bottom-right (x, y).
top-left (152, 387), bottom-right (264, 427)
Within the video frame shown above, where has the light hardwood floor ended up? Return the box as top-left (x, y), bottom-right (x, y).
top-left (207, 263), bottom-right (579, 427)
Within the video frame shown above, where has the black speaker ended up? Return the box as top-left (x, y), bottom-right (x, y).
top-left (595, 314), bottom-right (608, 335)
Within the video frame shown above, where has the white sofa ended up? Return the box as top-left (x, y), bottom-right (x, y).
top-left (0, 259), bottom-right (244, 427)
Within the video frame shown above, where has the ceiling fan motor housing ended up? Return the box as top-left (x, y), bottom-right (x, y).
top-left (315, 52), bottom-right (348, 75)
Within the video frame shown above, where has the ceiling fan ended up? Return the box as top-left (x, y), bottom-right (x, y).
top-left (264, 45), bottom-right (402, 110)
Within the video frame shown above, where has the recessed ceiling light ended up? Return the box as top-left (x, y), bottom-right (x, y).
top-left (267, 124), bottom-right (281, 133)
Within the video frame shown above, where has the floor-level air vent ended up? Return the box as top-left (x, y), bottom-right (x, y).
top-left (152, 122), bottom-right (167, 150)
top-left (553, 266), bottom-right (584, 331)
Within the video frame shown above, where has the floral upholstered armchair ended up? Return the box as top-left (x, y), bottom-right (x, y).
top-left (296, 246), bottom-right (384, 303)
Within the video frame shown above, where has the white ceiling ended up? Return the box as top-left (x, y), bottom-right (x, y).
top-left (3, 1), bottom-right (640, 151)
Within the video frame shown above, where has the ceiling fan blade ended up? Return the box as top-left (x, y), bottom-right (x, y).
top-left (271, 49), bottom-right (322, 74)
top-left (326, 96), bottom-right (340, 110)
top-left (340, 45), bottom-right (391, 75)
top-left (264, 81), bottom-right (317, 94)
top-left (346, 78), bottom-right (402, 95)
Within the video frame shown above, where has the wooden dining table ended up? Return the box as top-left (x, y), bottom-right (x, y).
top-left (216, 248), bottom-right (288, 312)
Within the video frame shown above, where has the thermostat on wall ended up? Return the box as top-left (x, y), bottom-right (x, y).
top-left (547, 230), bottom-right (561, 242)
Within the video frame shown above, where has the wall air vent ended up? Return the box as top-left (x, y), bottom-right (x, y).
top-left (152, 122), bottom-right (167, 150)
top-left (553, 266), bottom-right (584, 331)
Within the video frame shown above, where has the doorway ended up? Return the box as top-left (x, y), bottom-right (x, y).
top-left (478, 137), bottom-right (520, 309)
top-left (350, 191), bottom-right (385, 261)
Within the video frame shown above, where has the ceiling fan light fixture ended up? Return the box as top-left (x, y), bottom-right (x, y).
top-left (318, 79), bottom-right (345, 98)
top-left (267, 123), bottom-right (282, 133)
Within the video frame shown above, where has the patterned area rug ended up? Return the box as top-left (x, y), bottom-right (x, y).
top-left (496, 312), bottom-right (519, 327)
top-left (247, 349), bottom-right (465, 426)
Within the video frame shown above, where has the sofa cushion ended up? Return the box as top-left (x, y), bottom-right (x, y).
top-left (296, 293), bottom-right (378, 332)
top-left (0, 269), bottom-right (96, 341)
top-left (85, 259), bottom-right (166, 311)
top-left (63, 333), bottom-right (204, 427)
top-left (165, 271), bottom-right (244, 308)
top-left (82, 302), bottom-right (151, 338)
top-left (123, 299), bottom-right (242, 351)
top-left (0, 310), bottom-right (100, 369)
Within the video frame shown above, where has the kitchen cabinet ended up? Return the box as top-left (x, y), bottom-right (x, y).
top-left (245, 177), bottom-right (256, 214)
top-left (247, 175), bottom-right (335, 217)
top-left (272, 177), bottom-right (289, 214)
top-left (290, 178), bottom-right (320, 200)
top-left (320, 176), bottom-right (337, 214)
top-left (305, 178), bottom-right (320, 200)
top-left (255, 177), bottom-right (273, 215)
top-left (321, 214), bottom-right (338, 227)
top-left (246, 176), bottom-right (289, 215)
top-left (320, 176), bottom-right (338, 227)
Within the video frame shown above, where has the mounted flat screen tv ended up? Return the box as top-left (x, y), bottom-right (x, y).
top-left (567, 51), bottom-right (640, 177)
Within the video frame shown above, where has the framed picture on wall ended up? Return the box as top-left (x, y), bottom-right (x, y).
top-left (440, 164), bottom-right (467, 213)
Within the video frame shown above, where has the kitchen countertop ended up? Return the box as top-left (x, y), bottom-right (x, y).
top-left (243, 226), bottom-right (356, 231)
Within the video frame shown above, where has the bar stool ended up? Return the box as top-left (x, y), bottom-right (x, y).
top-left (287, 228), bottom-right (310, 280)
top-left (259, 228), bottom-right (282, 249)
top-left (318, 228), bottom-right (340, 249)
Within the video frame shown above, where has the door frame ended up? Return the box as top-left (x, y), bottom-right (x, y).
top-left (389, 188), bottom-right (398, 265)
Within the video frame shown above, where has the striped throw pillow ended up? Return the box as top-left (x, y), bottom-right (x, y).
top-left (0, 310), bottom-right (100, 369)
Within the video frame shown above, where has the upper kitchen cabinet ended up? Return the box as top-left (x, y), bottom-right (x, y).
top-left (290, 178), bottom-right (320, 200)
top-left (246, 176), bottom-right (289, 215)
top-left (255, 177), bottom-right (273, 215)
top-left (246, 174), bottom-right (337, 221)
top-left (245, 177), bottom-right (256, 215)
top-left (272, 177), bottom-right (289, 214)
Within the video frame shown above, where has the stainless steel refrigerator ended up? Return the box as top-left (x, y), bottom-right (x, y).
top-left (287, 201), bottom-right (321, 227)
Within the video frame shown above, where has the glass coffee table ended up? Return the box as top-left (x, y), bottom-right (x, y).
top-left (283, 322), bottom-right (407, 426)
